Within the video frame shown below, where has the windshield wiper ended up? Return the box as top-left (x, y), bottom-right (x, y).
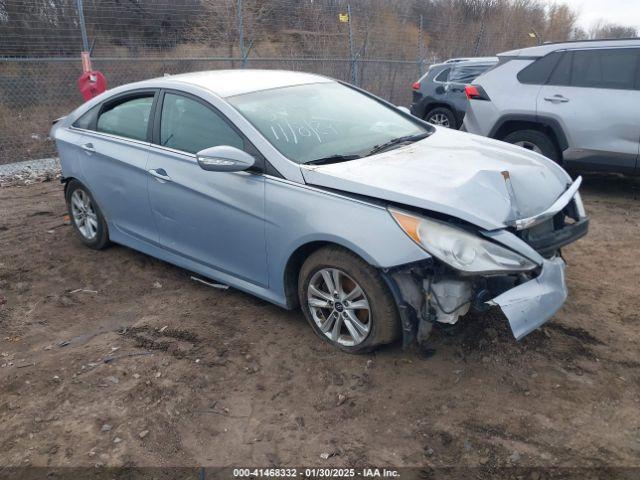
top-left (367, 132), bottom-right (430, 156)
top-left (305, 154), bottom-right (362, 166)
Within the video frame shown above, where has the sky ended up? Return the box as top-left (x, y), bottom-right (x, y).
top-left (557, 0), bottom-right (640, 30)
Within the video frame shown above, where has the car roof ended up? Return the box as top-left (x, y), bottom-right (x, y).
top-left (499, 38), bottom-right (640, 58)
top-left (136, 69), bottom-right (334, 98)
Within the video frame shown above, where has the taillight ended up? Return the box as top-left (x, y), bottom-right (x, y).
top-left (412, 81), bottom-right (421, 90)
top-left (465, 84), bottom-right (490, 101)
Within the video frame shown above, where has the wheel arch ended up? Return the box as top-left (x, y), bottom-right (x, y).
top-left (282, 240), bottom-right (377, 309)
top-left (489, 114), bottom-right (568, 153)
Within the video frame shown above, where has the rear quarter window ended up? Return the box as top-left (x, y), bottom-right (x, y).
top-left (449, 64), bottom-right (495, 84)
top-left (517, 51), bottom-right (563, 85)
top-left (434, 68), bottom-right (450, 82)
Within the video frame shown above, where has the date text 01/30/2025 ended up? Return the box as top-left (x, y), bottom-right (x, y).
top-left (232, 468), bottom-right (400, 478)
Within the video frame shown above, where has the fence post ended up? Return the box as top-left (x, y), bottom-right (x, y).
top-left (237, 0), bottom-right (246, 68)
top-left (76, 0), bottom-right (89, 53)
top-left (417, 14), bottom-right (425, 77)
top-left (473, 22), bottom-right (485, 56)
top-left (347, 4), bottom-right (358, 86)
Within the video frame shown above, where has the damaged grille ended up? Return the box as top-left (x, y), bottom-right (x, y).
top-left (517, 198), bottom-right (588, 258)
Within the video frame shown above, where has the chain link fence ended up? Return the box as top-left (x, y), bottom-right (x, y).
top-left (0, 0), bottom-right (553, 164)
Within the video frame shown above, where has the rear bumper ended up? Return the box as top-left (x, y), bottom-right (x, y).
top-left (489, 257), bottom-right (567, 340)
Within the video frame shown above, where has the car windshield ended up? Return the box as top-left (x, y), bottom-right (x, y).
top-left (228, 82), bottom-right (430, 164)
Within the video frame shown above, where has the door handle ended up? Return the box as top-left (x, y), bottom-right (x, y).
top-left (148, 168), bottom-right (172, 182)
top-left (544, 95), bottom-right (569, 104)
top-left (80, 143), bottom-right (95, 153)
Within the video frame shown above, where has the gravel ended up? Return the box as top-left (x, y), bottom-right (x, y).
top-left (0, 158), bottom-right (61, 187)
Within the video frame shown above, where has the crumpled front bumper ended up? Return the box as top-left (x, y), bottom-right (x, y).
top-left (490, 257), bottom-right (567, 340)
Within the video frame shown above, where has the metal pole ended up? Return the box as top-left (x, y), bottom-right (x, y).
top-left (76, 0), bottom-right (89, 52)
top-left (473, 22), bottom-right (485, 56)
top-left (237, 0), bottom-right (246, 68)
top-left (347, 4), bottom-right (358, 85)
top-left (418, 15), bottom-right (425, 77)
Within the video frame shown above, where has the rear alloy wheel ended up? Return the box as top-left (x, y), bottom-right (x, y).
top-left (65, 180), bottom-right (110, 250)
top-left (299, 246), bottom-right (400, 353)
top-left (502, 129), bottom-right (560, 162)
top-left (425, 107), bottom-right (457, 129)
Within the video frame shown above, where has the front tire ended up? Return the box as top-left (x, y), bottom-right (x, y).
top-left (298, 246), bottom-right (400, 354)
top-left (65, 180), bottom-right (110, 250)
top-left (502, 129), bottom-right (560, 162)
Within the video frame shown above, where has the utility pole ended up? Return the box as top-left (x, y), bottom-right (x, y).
top-left (76, 0), bottom-right (89, 52)
top-left (237, 0), bottom-right (246, 68)
top-left (418, 15), bottom-right (425, 77)
top-left (347, 4), bottom-right (358, 86)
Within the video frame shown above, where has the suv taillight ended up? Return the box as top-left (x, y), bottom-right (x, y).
top-left (412, 81), bottom-right (421, 90)
top-left (465, 84), bottom-right (490, 101)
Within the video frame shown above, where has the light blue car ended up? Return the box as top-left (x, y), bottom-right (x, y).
top-left (51, 70), bottom-right (588, 353)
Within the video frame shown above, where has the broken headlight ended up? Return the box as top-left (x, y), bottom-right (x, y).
top-left (389, 208), bottom-right (537, 274)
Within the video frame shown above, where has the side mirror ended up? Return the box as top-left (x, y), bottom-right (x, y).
top-left (196, 145), bottom-right (256, 172)
top-left (396, 106), bottom-right (410, 114)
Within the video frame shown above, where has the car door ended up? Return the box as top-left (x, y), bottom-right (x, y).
top-left (146, 90), bottom-right (268, 286)
top-left (73, 90), bottom-right (159, 242)
top-left (537, 48), bottom-right (640, 173)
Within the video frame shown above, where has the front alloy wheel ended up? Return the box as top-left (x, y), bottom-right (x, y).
top-left (298, 246), bottom-right (400, 353)
top-left (307, 268), bottom-right (371, 346)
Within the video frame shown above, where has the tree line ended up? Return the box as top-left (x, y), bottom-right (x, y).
top-left (0, 0), bottom-right (637, 58)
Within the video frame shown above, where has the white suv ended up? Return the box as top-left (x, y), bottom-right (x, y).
top-left (463, 39), bottom-right (640, 174)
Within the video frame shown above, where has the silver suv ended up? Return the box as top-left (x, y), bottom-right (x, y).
top-left (463, 39), bottom-right (640, 174)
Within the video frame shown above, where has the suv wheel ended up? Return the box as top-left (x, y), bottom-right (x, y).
top-left (298, 246), bottom-right (400, 354)
top-left (425, 107), bottom-right (457, 129)
top-left (502, 130), bottom-right (559, 162)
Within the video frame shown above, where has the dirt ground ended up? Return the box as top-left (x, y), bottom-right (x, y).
top-left (1, 175), bottom-right (639, 475)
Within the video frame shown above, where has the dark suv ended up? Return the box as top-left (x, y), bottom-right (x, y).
top-left (410, 57), bottom-right (497, 129)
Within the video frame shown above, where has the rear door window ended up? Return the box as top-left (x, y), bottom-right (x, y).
top-left (547, 52), bottom-right (572, 86)
top-left (159, 92), bottom-right (244, 154)
top-left (96, 95), bottom-right (154, 141)
top-left (571, 48), bottom-right (639, 90)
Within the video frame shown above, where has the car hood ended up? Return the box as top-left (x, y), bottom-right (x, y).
top-left (300, 127), bottom-right (571, 230)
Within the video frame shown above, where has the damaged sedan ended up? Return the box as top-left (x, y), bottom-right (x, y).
top-left (51, 70), bottom-right (588, 353)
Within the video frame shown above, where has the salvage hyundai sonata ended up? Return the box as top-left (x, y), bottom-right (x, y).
top-left (51, 69), bottom-right (588, 353)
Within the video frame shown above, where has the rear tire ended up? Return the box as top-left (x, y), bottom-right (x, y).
top-left (298, 246), bottom-right (400, 354)
top-left (65, 180), bottom-right (110, 250)
top-left (502, 129), bottom-right (560, 162)
top-left (425, 107), bottom-right (457, 129)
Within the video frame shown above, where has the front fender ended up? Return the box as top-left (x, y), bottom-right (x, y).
top-left (265, 177), bottom-right (431, 303)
